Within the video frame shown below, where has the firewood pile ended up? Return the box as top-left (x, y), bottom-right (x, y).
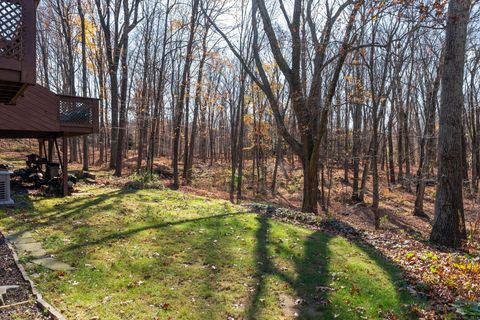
top-left (10, 154), bottom-right (77, 196)
top-left (12, 154), bottom-right (46, 188)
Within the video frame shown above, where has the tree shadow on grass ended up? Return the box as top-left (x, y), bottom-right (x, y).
top-left (0, 188), bottom-right (131, 232)
top-left (185, 212), bottom-right (241, 319)
top-left (246, 215), bottom-right (423, 319)
top-left (245, 215), bottom-right (277, 318)
top-left (55, 211), bottom-right (247, 254)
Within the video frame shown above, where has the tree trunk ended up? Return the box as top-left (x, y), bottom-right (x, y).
top-left (302, 156), bottom-right (319, 213)
top-left (430, 0), bottom-right (469, 248)
top-left (387, 114), bottom-right (395, 185)
top-left (414, 55), bottom-right (442, 217)
top-left (185, 25), bottom-right (208, 185)
top-left (78, 0), bottom-right (89, 171)
top-left (172, 0), bottom-right (199, 189)
top-left (351, 73), bottom-right (362, 201)
top-left (114, 30), bottom-right (129, 177)
top-left (343, 105), bottom-right (349, 183)
top-left (181, 82), bottom-right (192, 183)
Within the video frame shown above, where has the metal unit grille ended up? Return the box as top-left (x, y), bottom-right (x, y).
top-left (59, 97), bottom-right (94, 126)
top-left (0, 180), bottom-right (7, 202)
top-left (0, 0), bottom-right (23, 60)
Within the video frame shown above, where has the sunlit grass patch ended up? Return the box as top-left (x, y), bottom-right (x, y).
top-left (0, 186), bottom-right (423, 319)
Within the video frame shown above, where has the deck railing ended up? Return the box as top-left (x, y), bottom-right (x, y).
top-left (0, 0), bottom-right (36, 84)
top-left (57, 95), bottom-right (99, 132)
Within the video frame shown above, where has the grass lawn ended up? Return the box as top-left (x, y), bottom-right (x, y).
top-left (0, 185), bottom-right (423, 319)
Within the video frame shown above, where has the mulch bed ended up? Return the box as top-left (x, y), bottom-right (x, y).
top-left (0, 233), bottom-right (49, 320)
top-left (247, 203), bottom-right (480, 319)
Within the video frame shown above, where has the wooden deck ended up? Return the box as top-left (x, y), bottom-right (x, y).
top-left (0, 84), bottom-right (99, 139)
top-left (1, 1), bottom-right (99, 139)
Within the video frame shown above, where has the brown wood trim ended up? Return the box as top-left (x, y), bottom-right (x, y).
top-left (8, 83), bottom-right (28, 104)
top-left (62, 136), bottom-right (68, 196)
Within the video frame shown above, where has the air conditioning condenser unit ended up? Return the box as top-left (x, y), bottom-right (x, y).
top-left (0, 170), bottom-right (14, 205)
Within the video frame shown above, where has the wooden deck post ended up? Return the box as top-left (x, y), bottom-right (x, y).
top-left (47, 139), bottom-right (54, 162)
top-left (62, 136), bottom-right (68, 196)
top-left (54, 138), bottom-right (62, 165)
top-left (38, 139), bottom-right (44, 157)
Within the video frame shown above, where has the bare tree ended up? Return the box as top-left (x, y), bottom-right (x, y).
top-left (208, 0), bottom-right (363, 213)
top-left (172, 0), bottom-right (200, 188)
top-left (430, 0), bottom-right (470, 248)
top-left (95, 0), bottom-right (142, 171)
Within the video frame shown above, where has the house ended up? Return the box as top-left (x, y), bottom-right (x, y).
top-left (0, 0), bottom-right (99, 195)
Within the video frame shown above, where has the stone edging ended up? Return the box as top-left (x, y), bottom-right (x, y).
top-left (4, 237), bottom-right (66, 320)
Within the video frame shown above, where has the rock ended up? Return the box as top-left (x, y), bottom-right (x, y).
top-left (32, 257), bottom-right (74, 271)
top-left (15, 242), bottom-right (47, 257)
top-left (69, 170), bottom-right (82, 178)
top-left (155, 165), bottom-right (174, 179)
top-left (83, 171), bottom-right (96, 180)
top-left (85, 178), bottom-right (96, 184)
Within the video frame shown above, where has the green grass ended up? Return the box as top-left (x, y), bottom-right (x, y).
top-left (0, 186), bottom-right (423, 319)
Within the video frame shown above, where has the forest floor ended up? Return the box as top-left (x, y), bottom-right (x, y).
top-left (0, 140), bottom-right (479, 318)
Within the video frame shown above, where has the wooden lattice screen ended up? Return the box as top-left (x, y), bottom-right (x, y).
top-left (0, 0), bottom-right (23, 61)
top-left (0, 0), bottom-right (35, 87)
top-left (58, 95), bottom-right (99, 129)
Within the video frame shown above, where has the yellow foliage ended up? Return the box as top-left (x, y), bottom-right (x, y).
top-left (243, 114), bottom-right (253, 125)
